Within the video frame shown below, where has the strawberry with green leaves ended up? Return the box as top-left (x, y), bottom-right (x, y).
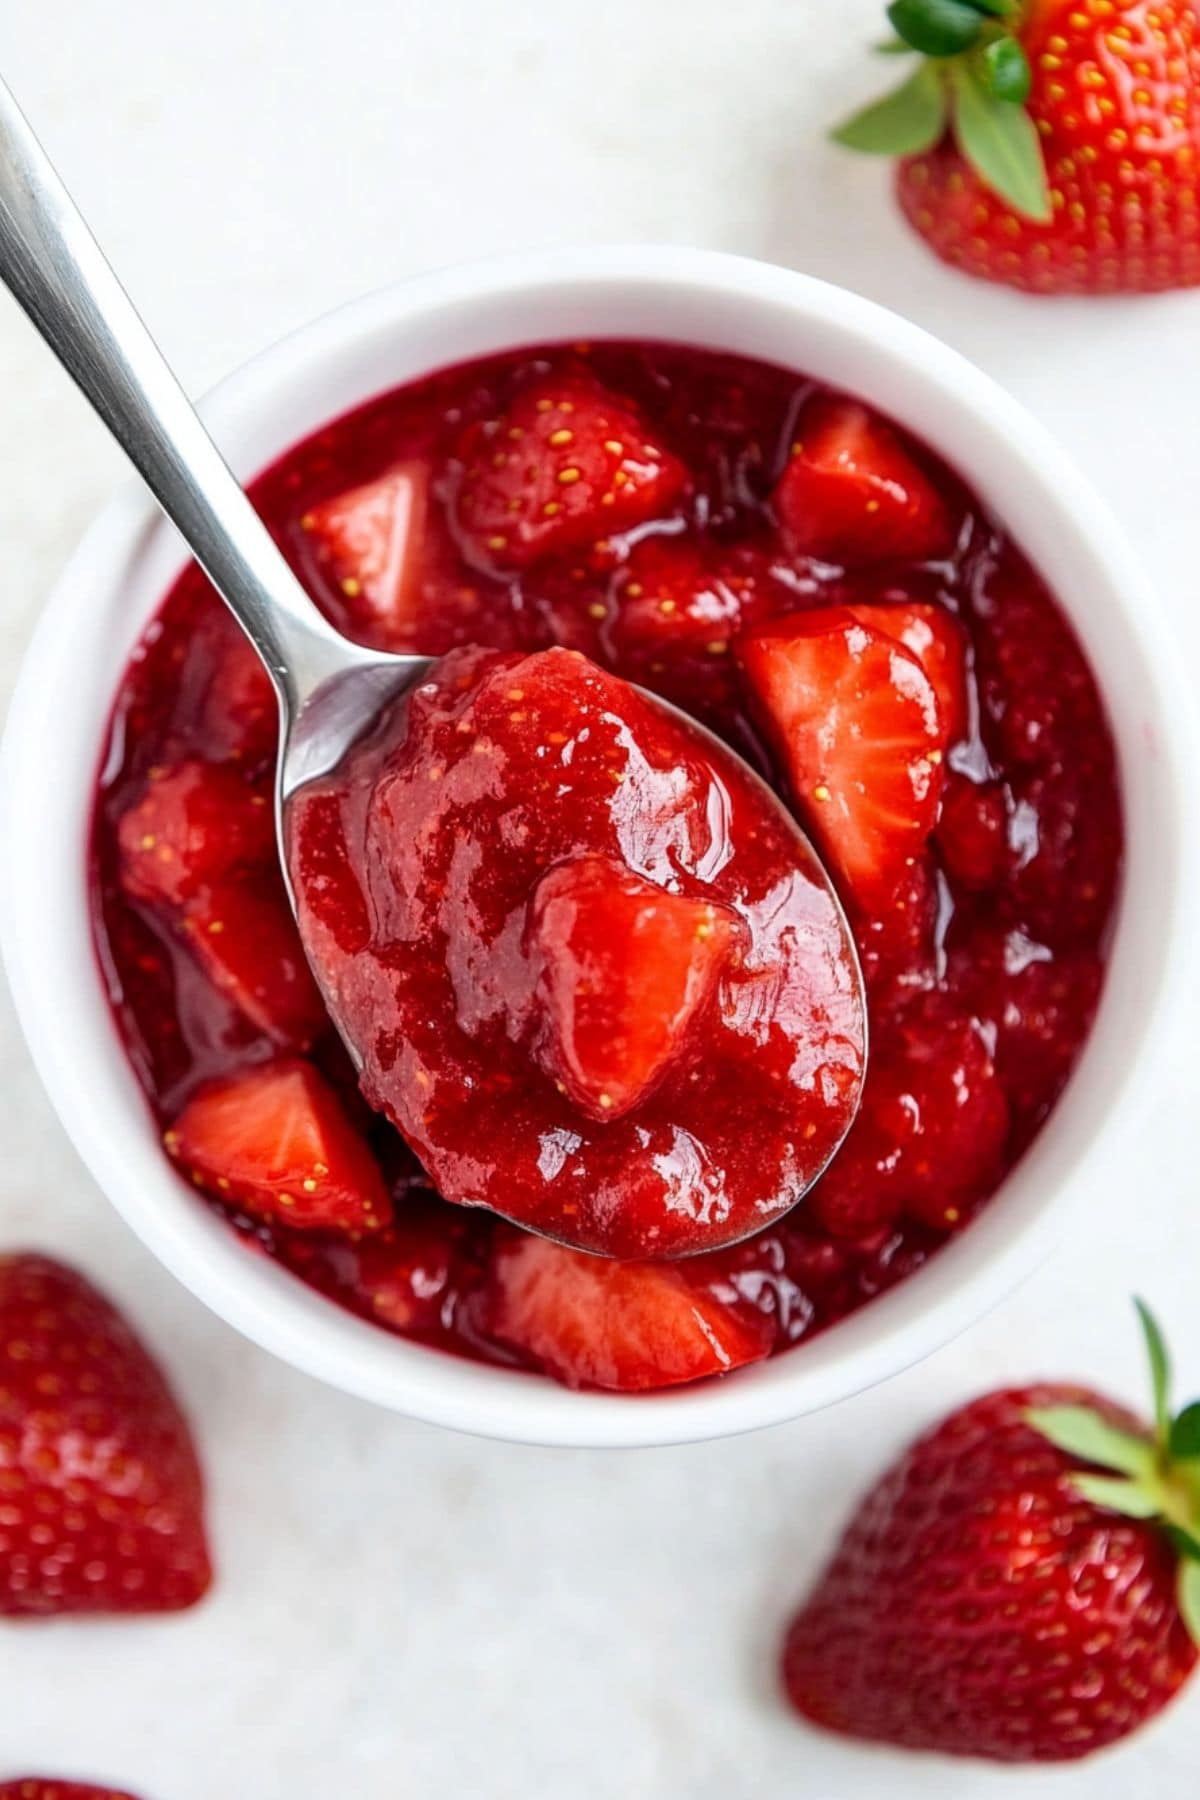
top-left (0, 1255), bottom-right (211, 1619)
top-left (783, 1301), bottom-right (1200, 1761)
top-left (835, 0), bottom-right (1200, 294)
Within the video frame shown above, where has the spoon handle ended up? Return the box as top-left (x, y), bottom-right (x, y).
top-left (0, 74), bottom-right (347, 708)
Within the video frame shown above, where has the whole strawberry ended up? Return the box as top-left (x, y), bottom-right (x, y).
top-left (834, 0), bottom-right (1200, 294)
top-left (0, 1783), bottom-right (143, 1799)
top-left (783, 1302), bottom-right (1200, 1760)
top-left (0, 1254), bottom-right (211, 1617)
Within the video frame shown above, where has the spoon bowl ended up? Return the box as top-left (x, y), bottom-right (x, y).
top-left (286, 648), bottom-right (867, 1256)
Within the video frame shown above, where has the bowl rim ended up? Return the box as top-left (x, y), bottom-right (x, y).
top-left (2, 243), bottom-right (1195, 1448)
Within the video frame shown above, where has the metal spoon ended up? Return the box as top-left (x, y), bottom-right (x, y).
top-left (0, 76), bottom-right (866, 1247)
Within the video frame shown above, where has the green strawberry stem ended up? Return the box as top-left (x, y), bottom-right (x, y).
top-left (832, 0), bottom-right (1051, 223)
top-left (1028, 1300), bottom-right (1200, 1648)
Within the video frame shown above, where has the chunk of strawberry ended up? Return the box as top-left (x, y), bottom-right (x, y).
top-left (775, 398), bottom-right (953, 568)
top-left (607, 536), bottom-right (773, 665)
top-left (483, 1229), bottom-right (773, 1391)
top-left (935, 772), bottom-right (1009, 891)
top-left (453, 375), bottom-right (687, 571)
top-left (168, 1057), bottom-right (390, 1234)
top-left (182, 878), bottom-right (327, 1049)
top-left (527, 854), bottom-right (741, 1121)
top-left (276, 1191), bottom-right (474, 1333)
top-left (738, 608), bottom-right (949, 910)
top-left (343, 1196), bottom-right (474, 1333)
top-left (198, 612), bottom-right (278, 764)
top-left (809, 997), bottom-right (1010, 1239)
top-left (853, 854), bottom-right (939, 999)
top-left (117, 759), bottom-right (275, 906)
top-left (533, 538), bottom-right (781, 728)
top-left (302, 464), bottom-right (427, 638)
top-left (844, 601), bottom-right (968, 744)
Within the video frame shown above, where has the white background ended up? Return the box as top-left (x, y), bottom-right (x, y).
top-left (0, 2), bottom-right (1198, 1794)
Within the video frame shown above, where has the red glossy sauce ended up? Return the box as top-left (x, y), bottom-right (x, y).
top-left (90, 341), bottom-right (1121, 1389)
top-left (289, 645), bottom-right (865, 1260)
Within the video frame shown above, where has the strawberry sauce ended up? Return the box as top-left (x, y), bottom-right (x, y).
top-left (89, 341), bottom-right (1122, 1391)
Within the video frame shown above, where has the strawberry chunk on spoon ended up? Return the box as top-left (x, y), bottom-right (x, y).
top-left (527, 854), bottom-right (743, 1123)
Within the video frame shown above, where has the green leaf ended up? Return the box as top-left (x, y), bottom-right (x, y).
top-left (832, 65), bottom-right (948, 156)
top-left (1027, 1407), bottom-right (1156, 1478)
top-left (949, 64), bottom-right (1051, 221)
top-left (875, 36), bottom-right (917, 53)
top-left (1070, 1474), bottom-right (1165, 1520)
top-left (1170, 1402), bottom-right (1200, 1461)
top-left (1166, 1523), bottom-right (1200, 1562)
top-left (980, 36), bottom-right (1031, 104)
top-left (887, 0), bottom-right (986, 57)
top-left (1137, 1298), bottom-right (1172, 1444)
top-left (1178, 1561), bottom-right (1200, 1648)
top-left (969, 0), bottom-right (1019, 14)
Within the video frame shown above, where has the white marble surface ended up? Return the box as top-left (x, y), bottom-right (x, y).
top-left (1, 1), bottom-right (1199, 1793)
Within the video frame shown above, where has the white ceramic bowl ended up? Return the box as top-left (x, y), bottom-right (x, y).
top-left (1, 246), bottom-right (1193, 1448)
